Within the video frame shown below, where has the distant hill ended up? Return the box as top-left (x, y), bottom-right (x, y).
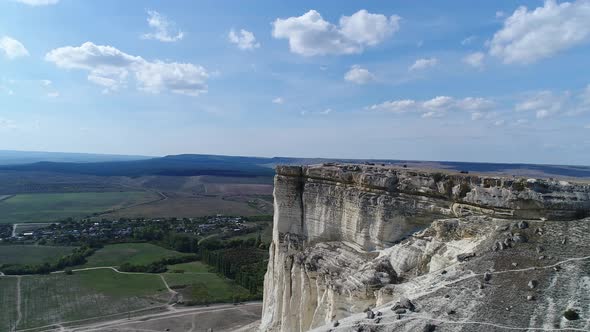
top-left (0, 152), bottom-right (589, 179)
top-left (0, 154), bottom-right (276, 178)
top-left (0, 150), bottom-right (151, 165)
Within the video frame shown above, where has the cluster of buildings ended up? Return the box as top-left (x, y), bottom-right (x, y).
top-left (0, 215), bottom-right (257, 244)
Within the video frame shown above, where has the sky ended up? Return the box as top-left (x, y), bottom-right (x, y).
top-left (1, 0), bottom-right (590, 165)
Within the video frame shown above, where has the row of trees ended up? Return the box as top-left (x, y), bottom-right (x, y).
top-left (201, 246), bottom-right (267, 295)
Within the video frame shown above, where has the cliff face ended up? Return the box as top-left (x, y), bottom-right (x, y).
top-left (260, 164), bottom-right (590, 332)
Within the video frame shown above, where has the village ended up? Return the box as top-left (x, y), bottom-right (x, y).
top-left (0, 215), bottom-right (268, 245)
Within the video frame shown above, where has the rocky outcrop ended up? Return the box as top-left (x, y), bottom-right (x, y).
top-left (260, 164), bottom-right (590, 332)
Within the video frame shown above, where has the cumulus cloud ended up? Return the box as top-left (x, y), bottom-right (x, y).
top-left (463, 52), bottom-right (485, 68)
top-left (272, 9), bottom-right (400, 56)
top-left (367, 96), bottom-right (493, 118)
top-left (490, 0), bottom-right (590, 64)
top-left (409, 57), bottom-right (438, 71)
top-left (45, 42), bottom-right (208, 96)
top-left (0, 36), bottom-right (29, 59)
top-left (14, 0), bottom-right (58, 6)
top-left (344, 65), bottom-right (375, 84)
top-left (141, 10), bottom-right (184, 42)
top-left (272, 97), bottom-right (284, 104)
top-left (228, 29), bottom-right (260, 50)
top-left (514, 91), bottom-right (565, 118)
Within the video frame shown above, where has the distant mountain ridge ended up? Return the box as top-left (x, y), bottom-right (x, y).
top-left (0, 152), bottom-right (589, 179)
top-left (0, 150), bottom-right (152, 165)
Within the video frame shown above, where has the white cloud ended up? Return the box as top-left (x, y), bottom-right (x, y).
top-left (536, 110), bottom-right (550, 119)
top-left (367, 95), bottom-right (493, 118)
top-left (0, 84), bottom-right (14, 96)
top-left (39, 79), bottom-right (59, 97)
top-left (409, 57), bottom-right (438, 71)
top-left (366, 99), bottom-right (417, 114)
top-left (456, 97), bottom-right (494, 111)
top-left (0, 118), bottom-right (17, 130)
top-left (272, 97), bottom-right (284, 104)
top-left (141, 10), bottom-right (184, 42)
top-left (228, 29), bottom-right (260, 50)
top-left (135, 61), bottom-right (208, 96)
top-left (344, 65), bottom-right (375, 84)
top-left (423, 96), bottom-right (454, 110)
top-left (580, 84), bottom-right (590, 105)
top-left (472, 111), bottom-right (499, 121)
top-left (45, 42), bottom-right (208, 96)
top-left (495, 11), bottom-right (505, 18)
top-left (461, 35), bottom-right (477, 45)
top-left (463, 52), bottom-right (485, 68)
top-left (490, 0), bottom-right (590, 64)
top-left (0, 36), bottom-right (29, 59)
top-left (471, 112), bottom-right (484, 120)
top-left (14, 0), bottom-right (58, 6)
top-left (515, 91), bottom-right (564, 118)
top-left (421, 111), bottom-right (444, 119)
top-left (319, 108), bottom-right (333, 115)
top-left (272, 9), bottom-right (400, 56)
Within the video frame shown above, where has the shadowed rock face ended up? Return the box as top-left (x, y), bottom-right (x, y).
top-left (260, 164), bottom-right (590, 332)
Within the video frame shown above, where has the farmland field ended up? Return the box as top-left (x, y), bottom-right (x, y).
top-left (16, 269), bottom-right (169, 329)
top-left (0, 277), bottom-right (18, 331)
top-left (103, 194), bottom-right (271, 219)
top-left (80, 243), bottom-right (193, 268)
top-left (0, 245), bottom-right (76, 265)
top-left (0, 191), bottom-right (160, 224)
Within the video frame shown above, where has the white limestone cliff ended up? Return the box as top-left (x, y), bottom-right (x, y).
top-left (260, 164), bottom-right (590, 332)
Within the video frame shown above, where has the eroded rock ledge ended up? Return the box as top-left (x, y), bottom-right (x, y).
top-left (261, 164), bottom-right (590, 332)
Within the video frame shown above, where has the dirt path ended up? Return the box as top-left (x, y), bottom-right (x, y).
top-left (67, 302), bottom-right (262, 332)
top-left (13, 276), bottom-right (22, 332)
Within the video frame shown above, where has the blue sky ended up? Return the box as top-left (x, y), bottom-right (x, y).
top-left (1, 0), bottom-right (590, 165)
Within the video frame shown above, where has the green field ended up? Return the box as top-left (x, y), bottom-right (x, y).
top-left (0, 191), bottom-right (159, 224)
top-left (15, 269), bottom-right (169, 329)
top-left (162, 268), bottom-right (250, 304)
top-left (81, 243), bottom-right (193, 268)
top-left (167, 261), bottom-right (211, 273)
top-left (0, 245), bottom-right (76, 265)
